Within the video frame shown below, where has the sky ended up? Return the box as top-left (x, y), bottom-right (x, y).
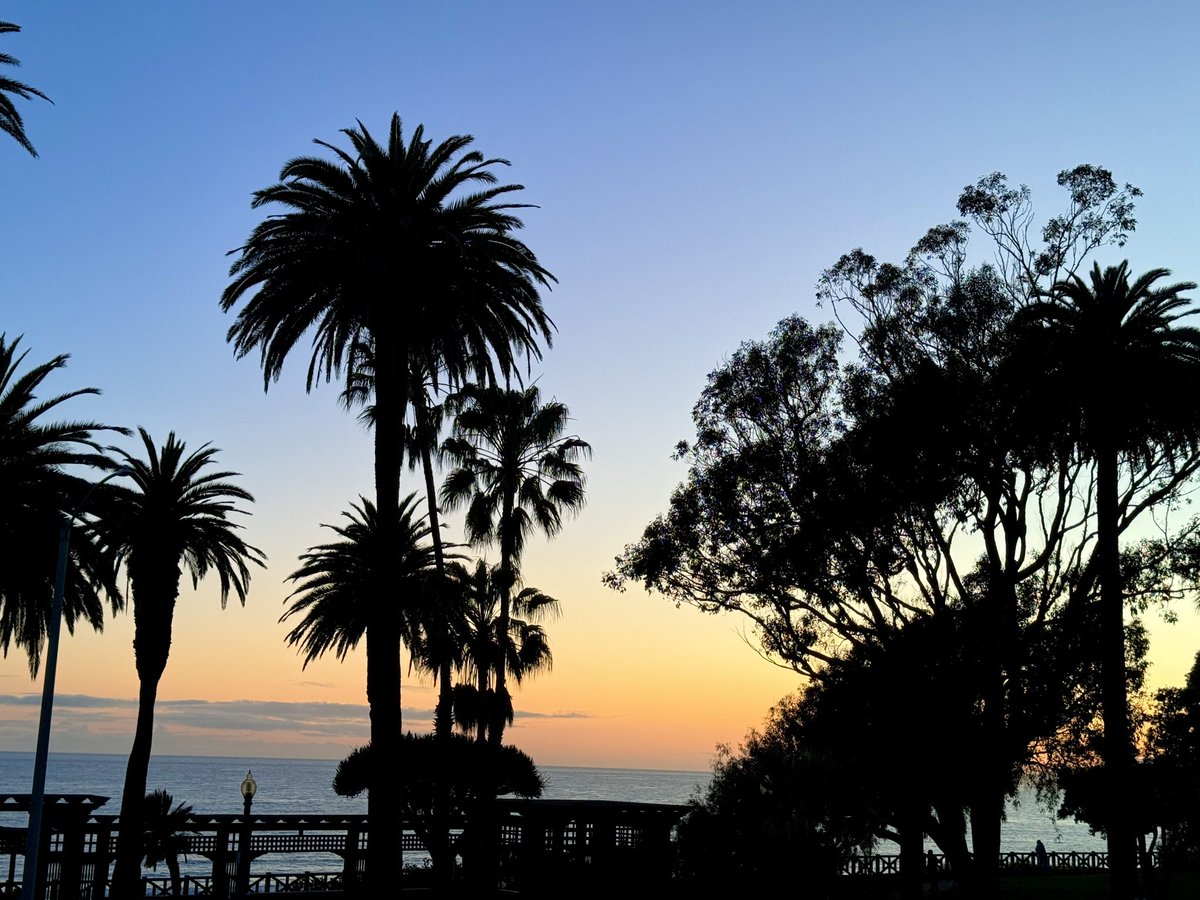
top-left (3, 1), bottom-right (1200, 776)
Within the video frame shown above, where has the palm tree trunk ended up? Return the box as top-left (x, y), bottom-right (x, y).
top-left (897, 803), bottom-right (925, 900)
top-left (490, 492), bottom-right (517, 749)
top-left (417, 425), bottom-right (456, 898)
top-left (929, 802), bottom-right (972, 887)
top-left (167, 854), bottom-right (182, 897)
top-left (112, 670), bottom-right (163, 896)
top-left (969, 791), bottom-right (1003, 899)
top-left (968, 569), bottom-right (1014, 898)
top-left (477, 671), bottom-right (488, 744)
top-left (416, 429), bottom-right (453, 740)
top-left (367, 330), bottom-right (404, 889)
top-left (1098, 442), bottom-right (1137, 899)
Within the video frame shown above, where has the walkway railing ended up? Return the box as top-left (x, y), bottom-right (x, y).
top-left (842, 849), bottom-right (1162, 876)
top-left (143, 872), bottom-right (346, 896)
top-left (2, 797), bottom-right (686, 897)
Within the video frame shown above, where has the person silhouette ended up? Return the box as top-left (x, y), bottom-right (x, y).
top-left (1035, 839), bottom-right (1049, 871)
top-left (926, 849), bottom-right (940, 892)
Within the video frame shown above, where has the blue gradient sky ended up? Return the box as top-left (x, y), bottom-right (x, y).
top-left (2, 1), bottom-right (1199, 770)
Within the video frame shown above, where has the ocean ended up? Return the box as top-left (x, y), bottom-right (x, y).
top-left (0, 751), bottom-right (1105, 879)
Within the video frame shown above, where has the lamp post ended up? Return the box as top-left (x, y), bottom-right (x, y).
top-left (240, 770), bottom-right (256, 817)
top-left (22, 468), bottom-right (130, 900)
top-left (236, 771), bottom-right (256, 897)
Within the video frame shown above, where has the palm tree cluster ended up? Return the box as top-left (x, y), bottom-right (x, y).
top-left (5, 79), bottom-right (585, 892)
top-left (0, 335), bottom-right (265, 894)
top-left (222, 114), bottom-right (588, 887)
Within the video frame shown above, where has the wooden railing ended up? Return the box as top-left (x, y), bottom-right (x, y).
top-left (841, 849), bottom-right (1162, 876)
top-left (143, 872), bottom-right (346, 896)
top-left (3, 798), bottom-right (687, 897)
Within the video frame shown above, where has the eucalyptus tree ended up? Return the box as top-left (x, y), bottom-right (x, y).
top-left (0, 334), bottom-right (123, 674)
top-left (0, 22), bottom-right (49, 157)
top-left (609, 166), bottom-right (1200, 896)
top-left (441, 384), bottom-right (588, 745)
top-left (103, 429), bottom-right (264, 897)
top-left (221, 115), bottom-right (553, 874)
top-left (1017, 262), bottom-right (1200, 897)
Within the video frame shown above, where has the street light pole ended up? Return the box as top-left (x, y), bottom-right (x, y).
top-left (237, 771), bottom-right (257, 897)
top-left (21, 468), bottom-right (129, 900)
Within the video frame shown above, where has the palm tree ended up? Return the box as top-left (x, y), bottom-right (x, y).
top-left (443, 560), bottom-right (558, 743)
top-left (441, 384), bottom-right (588, 746)
top-left (283, 493), bottom-right (452, 879)
top-left (1, 22), bottom-right (49, 157)
top-left (102, 429), bottom-right (264, 897)
top-left (1018, 262), bottom-right (1200, 898)
top-left (140, 789), bottom-right (194, 897)
top-left (339, 347), bottom-right (458, 740)
top-left (281, 494), bottom-right (439, 667)
top-left (220, 113), bottom-right (554, 878)
top-left (0, 334), bottom-right (123, 674)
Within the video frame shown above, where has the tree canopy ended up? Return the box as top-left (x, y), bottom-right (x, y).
top-left (609, 165), bottom-right (1200, 896)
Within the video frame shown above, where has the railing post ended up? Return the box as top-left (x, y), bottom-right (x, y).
top-left (235, 816), bottom-right (253, 898)
top-left (341, 823), bottom-right (362, 891)
top-left (211, 825), bottom-right (231, 898)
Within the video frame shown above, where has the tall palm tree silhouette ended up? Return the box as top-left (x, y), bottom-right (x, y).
top-left (0, 22), bottom-right (49, 157)
top-left (441, 384), bottom-right (588, 746)
top-left (1019, 261), bottom-right (1200, 898)
top-left (103, 429), bottom-right (264, 896)
top-left (0, 334), bottom-right (123, 674)
top-left (221, 114), bottom-right (553, 876)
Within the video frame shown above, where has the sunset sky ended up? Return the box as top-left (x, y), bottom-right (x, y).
top-left (3, 1), bottom-right (1199, 774)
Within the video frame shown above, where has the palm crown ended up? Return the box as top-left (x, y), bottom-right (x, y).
top-left (0, 22), bottom-right (49, 157)
top-left (221, 114), bottom-right (555, 403)
top-left (1018, 261), bottom-right (1200, 459)
top-left (282, 494), bottom-right (439, 667)
top-left (449, 560), bottom-right (557, 689)
top-left (0, 334), bottom-right (124, 674)
top-left (105, 428), bottom-right (264, 614)
top-left (441, 384), bottom-right (590, 565)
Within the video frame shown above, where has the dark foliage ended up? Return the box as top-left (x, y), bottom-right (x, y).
top-left (333, 733), bottom-right (544, 805)
top-left (141, 789), bottom-right (195, 897)
top-left (222, 116), bottom-right (556, 883)
top-left (0, 22), bottom-right (50, 156)
top-left (610, 166), bottom-right (1200, 898)
top-left (675, 690), bottom-right (878, 893)
top-left (0, 334), bottom-right (125, 675)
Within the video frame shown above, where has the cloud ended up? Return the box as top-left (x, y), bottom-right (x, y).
top-left (0, 693), bottom-right (138, 708)
top-left (515, 710), bottom-right (593, 720)
top-left (0, 693), bottom-right (591, 755)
